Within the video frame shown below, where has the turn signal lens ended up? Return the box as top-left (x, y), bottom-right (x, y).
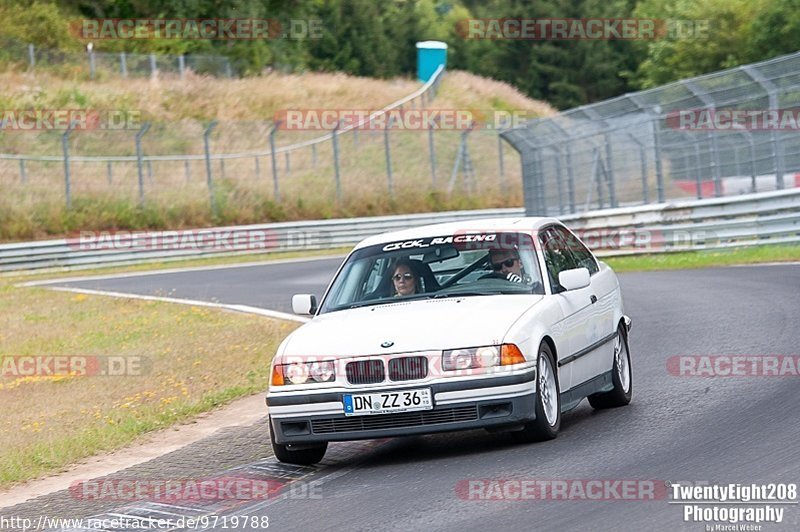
top-left (271, 365), bottom-right (284, 386)
top-left (501, 344), bottom-right (525, 366)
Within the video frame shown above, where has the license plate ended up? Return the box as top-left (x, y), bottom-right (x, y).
top-left (343, 388), bottom-right (433, 416)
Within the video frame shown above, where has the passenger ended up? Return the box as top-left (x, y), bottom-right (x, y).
top-left (392, 260), bottom-right (420, 296)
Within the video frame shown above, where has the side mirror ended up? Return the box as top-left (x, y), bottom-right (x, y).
top-left (558, 268), bottom-right (590, 291)
top-left (292, 294), bottom-right (317, 315)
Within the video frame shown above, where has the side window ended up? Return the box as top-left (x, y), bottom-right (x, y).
top-left (539, 227), bottom-right (579, 293)
top-left (553, 226), bottom-right (599, 275)
top-left (361, 257), bottom-right (392, 299)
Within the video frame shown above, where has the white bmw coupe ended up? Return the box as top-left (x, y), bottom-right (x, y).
top-left (267, 217), bottom-right (633, 464)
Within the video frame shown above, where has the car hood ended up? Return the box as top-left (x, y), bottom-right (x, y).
top-left (281, 295), bottom-right (544, 358)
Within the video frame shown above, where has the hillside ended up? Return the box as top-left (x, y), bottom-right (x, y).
top-left (0, 70), bottom-right (554, 241)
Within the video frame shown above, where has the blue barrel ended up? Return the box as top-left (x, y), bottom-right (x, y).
top-left (416, 41), bottom-right (447, 82)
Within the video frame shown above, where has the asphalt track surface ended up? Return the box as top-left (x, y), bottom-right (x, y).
top-left (47, 262), bottom-right (800, 531)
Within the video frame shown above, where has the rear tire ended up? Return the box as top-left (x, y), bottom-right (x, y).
top-left (269, 417), bottom-right (327, 465)
top-left (511, 341), bottom-right (561, 443)
top-left (588, 323), bottom-right (633, 409)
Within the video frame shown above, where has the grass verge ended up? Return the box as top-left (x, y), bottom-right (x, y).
top-left (604, 244), bottom-right (800, 272)
top-left (0, 276), bottom-right (300, 488)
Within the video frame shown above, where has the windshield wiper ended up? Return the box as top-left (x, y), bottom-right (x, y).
top-left (347, 294), bottom-right (430, 309)
top-left (430, 291), bottom-right (496, 299)
top-left (346, 300), bottom-right (388, 310)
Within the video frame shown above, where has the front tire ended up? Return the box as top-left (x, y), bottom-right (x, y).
top-left (588, 323), bottom-right (633, 409)
top-left (269, 417), bottom-right (327, 465)
top-left (511, 341), bottom-right (561, 443)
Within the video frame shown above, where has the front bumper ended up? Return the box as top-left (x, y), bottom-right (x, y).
top-left (267, 371), bottom-right (537, 445)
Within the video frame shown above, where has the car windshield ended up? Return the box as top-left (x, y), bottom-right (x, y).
top-left (319, 232), bottom-right (545, 314)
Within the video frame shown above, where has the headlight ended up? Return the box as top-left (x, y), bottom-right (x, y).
top-left (271, 360), bottom-right (336, 386)
top-left (309, 361), bottom-right (335, 382)
top-left (442, 344), bottom-right (525, 371)
top-left (286, 363), bottom-right (310, 384)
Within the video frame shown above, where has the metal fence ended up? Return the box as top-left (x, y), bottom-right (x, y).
top-left (501, 51), bottom-right (800, 216)
top-left (1, 38), bottom-right (236, 79)
top-left (5, 187), bottom-right (798, 273)
top-left (0, 65), bottom-right (517, 213)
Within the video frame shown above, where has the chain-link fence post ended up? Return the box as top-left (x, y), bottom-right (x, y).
top-left (428, 117), bottom-right (437, 187)
top-left (62, 121), bottom-right (77, 209)
top-left (744, 132), bottom-right (757, 193)
top-left (178, 55), bottom-right (185, 79)
top-left (638, 141), bottom-right (649, 203)
top-left (88, 49), bottom-right (96, 80)
top-left (203, 120), bottom-right (218, 216)
top-left (497, 132), bottom-right (505, 178)
top-left (693, 143), bottom-right (703, 199)
top-left (149, 54), bottom-right (157, 77)
top-left (652, 115), bottom-right (665, 203)
top-left (550, 147), bottom-right (565, 215)
top-left (28, 44), bottom-right (35, 69)
top-left (332, 121), bottom-right (342, 201)
top-left (19, 159), bottom-right (26, 184)
top-left (184, 160), bottom-right (191, 182)
top-left (384, 117), bottom-right (394, 198)
top-left (120, 52), bottom-right (127, 77)
top-left (135, 122), bottom-right (150, 206)
top-left (106, 161), bottom-right (112, 185)
top-left (603, 134), bottom-right (617, 207)
top-left (269, 121), bottom-right (281, 201)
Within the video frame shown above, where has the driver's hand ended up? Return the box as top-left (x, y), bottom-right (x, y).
top-left (505, 272), bottom-right (522, 283)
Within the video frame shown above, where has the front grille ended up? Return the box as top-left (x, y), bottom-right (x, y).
top-left (311, 406), bottom-right (478, 434)
top-left (388, 356), bottom-right (428, 381)
top-left (346, 360), bottom-right (385, 385)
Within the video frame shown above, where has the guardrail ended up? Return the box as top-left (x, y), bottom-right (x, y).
top-left (2, 188), bottom-right (798, 273)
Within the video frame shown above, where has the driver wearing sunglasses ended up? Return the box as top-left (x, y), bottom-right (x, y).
top-left (487, 249), bottom-right (528, 284)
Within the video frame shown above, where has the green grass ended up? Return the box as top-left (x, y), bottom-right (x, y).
top-left (604, 244), bottom-right (800, 272)
top-left (0, 275), bottom-right (300, 487)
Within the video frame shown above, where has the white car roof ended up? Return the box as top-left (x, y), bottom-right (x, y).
top-left (354, 216), bottom-right (561, 250)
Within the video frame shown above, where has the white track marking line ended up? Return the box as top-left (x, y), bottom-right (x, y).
top-left (46, 286), bottom-right (310, 324)
top-left (17, 254), bottom-right (345, 287)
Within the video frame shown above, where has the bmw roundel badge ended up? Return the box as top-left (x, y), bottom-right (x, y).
top-left (381, 341), bottom-right (394, 348)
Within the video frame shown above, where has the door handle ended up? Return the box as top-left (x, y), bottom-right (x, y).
top-left (590, 294), bottom-right (598, 304)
